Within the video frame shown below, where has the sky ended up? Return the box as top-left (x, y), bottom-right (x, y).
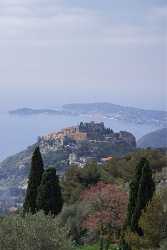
top-left (0, 0), bottom-right (166, 111)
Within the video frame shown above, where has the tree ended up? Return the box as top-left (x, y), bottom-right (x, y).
top-left (62, 165), bottom-right (84, 204)
top-left (60, 202), bottom-right (90, 244)
top-left (78, 161), bottom-right (101, 187)
top-left (121, 158), bottom-right (155, 250)
top-left (81, 182), bottom-right (128, 250)
top-left (23, 147), bottom-right (44, 214)
top-left (62, 163), bottom-right (102, 204)
top-left (36, 167), bottom-right (63, 216)
top-left (125, 193), bottom-right (167, 250)
top-left (131, 158), bottom-right (155, 235)
top-left (127, 158), bottom-right (145, 230)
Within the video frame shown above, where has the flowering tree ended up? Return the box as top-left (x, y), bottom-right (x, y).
top-left (81, 182), bottom-right (128, 250)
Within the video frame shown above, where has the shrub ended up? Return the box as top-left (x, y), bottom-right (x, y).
top-left (81, 182), bottom-right (128, 250)
top-left (60, 202), bottom-right (91, 244)
top-left (0, 212), bottom-right (73, 250)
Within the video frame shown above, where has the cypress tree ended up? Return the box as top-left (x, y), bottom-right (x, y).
top-left (36, 167), bottom-right (63, 216)
top-left (121, 158), bottom-right (155, 250)
top-left (131, 159), bottom-right (155, 235)
top-left (127, 158), bottom-right (145, 228)
top-left (23, 146), bottom-right (44, 214)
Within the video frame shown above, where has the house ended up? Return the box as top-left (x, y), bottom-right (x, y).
top-left (101, 156), bottom-right (113, 163)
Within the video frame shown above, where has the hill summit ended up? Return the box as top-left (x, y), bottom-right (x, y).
top-left (137, 128), bottom-right (167, 149)
top-left (0, 122), bottom-right (136, 213)
top-left (38, 121), bottom-right (136, 155)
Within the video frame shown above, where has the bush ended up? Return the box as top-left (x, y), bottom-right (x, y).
top-left (75, 244), bottom-right (118, 250)
top-left (0, 212), bottom-right (73, 250)
top-left (75, 244), bottom-right (99, 250)
top-left (60, 202), bottom-right (91, 244)
top-left (81, 182), bottom-right (128, 250)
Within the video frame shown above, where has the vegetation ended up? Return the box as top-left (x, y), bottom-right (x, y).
top-left (125, 192), bottom-right (167, 250)
top-left (75, 244), bottom-right (118, 250)
top-left (62, 162), bottom-right (102, 204)
top-left (0, 212), bottom-right (73, 250)
top-left (37, 167), bottom-right (63, 216)
top-left (1, 146), bottom-right (167, 249)
top-left (23, 147), bottom-right (44, 214)
top-left (81, 182), bottom-right (128, 250)
top-left (121, 158), bottom-right (155, 250)
top-left (127, 158), bottom-right (155, 234)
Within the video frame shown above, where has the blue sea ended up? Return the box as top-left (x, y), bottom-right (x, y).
top-left (0, 112), bottom-right (159, 161)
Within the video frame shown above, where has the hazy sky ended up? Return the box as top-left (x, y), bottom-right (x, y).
top-left (0, 0), bottom-right (166, 111)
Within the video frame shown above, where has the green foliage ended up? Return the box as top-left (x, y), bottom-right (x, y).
top-left (75, 244), bottom-right (101, 250)
top-left (78, 161), bottom-right (101, 187)
top-left (0, 212), bottom-right (73, 250)
top-left (62, 162), bottom-right (102, 204)
top-left (139, 194), bottom-right (166, 248)
top-left (103, 149), bottom-right (167, 183)
top-left (62, 149), bottom-right (166, 206)
top-left (130, 158), bottom-right (155, 235)
top-left (37, 167), bottom-right (63, 216)
top-left (127, 158), bottom-right (146, 230)
top-left (60, 202), bottom-right (90, 244)
top-left (61, 165), bottom-right (83, 204)
top-left (160, 239), bottom-right (167, 250)
top-left (75, 244), bottom-right (118, 250)
top-left (23, 147), bottom-right (44, 214)
top-left (125, 192), bottom-right (167, 250)
top-left (122, 158), bottom-right (155, 250)
top-left (43, 149), bottom-right (70, 172)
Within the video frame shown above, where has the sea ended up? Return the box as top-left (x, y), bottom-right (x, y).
top-left (0, 112), bottom-right (159, 162)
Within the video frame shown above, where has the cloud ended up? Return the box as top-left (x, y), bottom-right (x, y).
top-left (0, 0), bottom-right (166, 111)
top-left (146, 5), bottom-right (167, 28)
top-left (0, 0), bottom-right (165, 47)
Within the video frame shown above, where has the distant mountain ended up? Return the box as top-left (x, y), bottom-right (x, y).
top-left (9, 103), bottom-right (167, 127)
top-left (137, 128), bottom-right (167, 148)
top-left (63, 103), bottom-right (167, 127)
top-left (9, 108), bottom-right (73, 116)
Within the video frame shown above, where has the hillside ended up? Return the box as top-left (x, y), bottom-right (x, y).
top-left (0, 122), bottom-right (136, 213)
top-left (137, 128), bottom-right (167, 148)
top-left (63, 102), bottom-right (167, 126)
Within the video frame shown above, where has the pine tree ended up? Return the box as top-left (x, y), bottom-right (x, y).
top-left (36, 167), bottom-right (63, 216)
top-left (23, 146), bottom-right (44, 214)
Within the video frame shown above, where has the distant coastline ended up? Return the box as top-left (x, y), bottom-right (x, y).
top-left (9, 108), bottom-right (75, 116)
top-left (9, 102), bottom-right (167, 127)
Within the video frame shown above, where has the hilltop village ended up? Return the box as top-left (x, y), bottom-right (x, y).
top-left (38, 122), bottom-right (136, 167)
top-left (0, 122), bottom-right (167, 219)
top-left (0, 122), bottom-right (136, 214)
